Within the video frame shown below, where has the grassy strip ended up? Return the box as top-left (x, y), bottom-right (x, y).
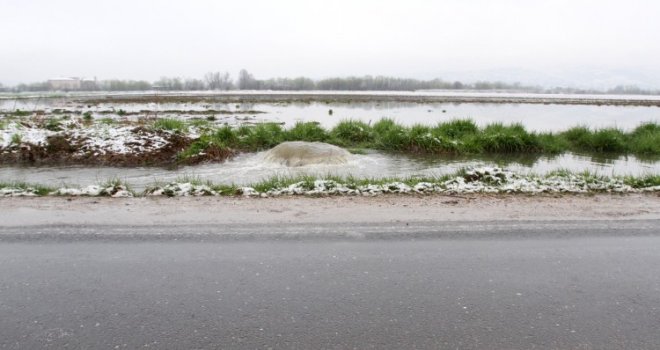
top-left (2, 171), bottom-right (658, 197)
top-left (0, 182), bottom-right (55, 196)
top-left (2, 118), bottom-right (659, 164)
top-left (175, 120), bottom-right (660, 161)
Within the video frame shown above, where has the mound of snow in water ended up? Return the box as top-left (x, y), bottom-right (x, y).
top-left (262, 141), bottom-right (351, 166)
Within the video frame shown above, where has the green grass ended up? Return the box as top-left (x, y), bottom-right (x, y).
top-left (44, 118), bottom-right (63, 132)
top-left (285, 122), bottom-right (328, 142)
top-left (433, 119), bottom-right (478, 138)
top-left (0, 182), bottom-right (55, 196)
top-left (211, 184), bottom-right (239, 196)
top-left (176, 135), bottom-right (218, 160)
top-left (330, 120), bottom-right (373, 145)
top-left (188, 119), bottom-right (213, 129)
top-left (371, 118), bottom-right (408, 151)
top-left (2, 170), bottom-right (659, 197)
top-left (98, 117), bottom-right (117, 125)
top-left (10, 133), bottom-right (22, 145)
top-left (174, 174), bottom-right (213, 186)
top-left (560, 126), bottom-right (638, 153)
top-left (174, 120), bottom-right (660, 161)
top-left (629, 122), bottom-right (660, 155)
top-left (153, 118), bottom-right (187, 132)
top-left (97, 177), bottom-right (135, 196)
top-left (623, 174), bottom-right (660, 188)
top-left (238, 123), bottom-right (285, 149)
top-left (12, 109), bottom-right (31, 117)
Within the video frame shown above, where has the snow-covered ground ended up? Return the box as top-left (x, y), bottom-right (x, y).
top-left (0, 120), bottom-right (173, 155)
top-left (1, 168), bottom-right (657, 198)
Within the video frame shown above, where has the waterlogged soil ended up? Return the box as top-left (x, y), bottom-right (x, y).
top-left (1, 193), bottom-right (658, 228)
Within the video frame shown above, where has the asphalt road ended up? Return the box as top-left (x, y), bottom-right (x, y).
top-left (1, 220), bottom-right (659, 349)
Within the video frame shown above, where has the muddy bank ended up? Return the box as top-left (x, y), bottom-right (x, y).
top-left (76, 92), bottom-right (660, 107)
top-left (0, 129), bottom-right (226, 167)
top-left (0, 193), bottom-right (657, 228)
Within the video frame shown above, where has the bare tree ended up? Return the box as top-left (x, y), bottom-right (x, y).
top-left (237, 69), bottom-right (258, 90)
top-left (205, 72), bottom-right (220, 90)
top-left (205, 72), bottom-right (234, 90)
top-left (184, 78), bottom-right (206, 90)
top-left (218, 72), bottom-right (234, 90)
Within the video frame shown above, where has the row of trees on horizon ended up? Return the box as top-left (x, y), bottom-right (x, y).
top-left (1, 70), bottom-right (657, 95)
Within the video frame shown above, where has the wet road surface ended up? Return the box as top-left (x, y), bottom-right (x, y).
top-left (1, 220), bottom-right (659, 349)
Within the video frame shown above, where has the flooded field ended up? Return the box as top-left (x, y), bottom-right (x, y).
top-left (1, 151), bottom-right (657, 191)
top-left (1, 92), bottom-right (659, 188)
top-left (2, 92), bottom-right (660, 131)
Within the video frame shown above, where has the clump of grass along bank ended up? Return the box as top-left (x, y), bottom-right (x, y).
top-left (3, 170), bottom-right (659, 198)
top-left (175, 120), bottom-right (660, 161)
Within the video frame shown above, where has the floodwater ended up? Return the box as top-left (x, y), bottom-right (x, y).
top-left (1, 93), bottom-right (659, 131)
top-left (1, 151), bottom-right (657, 191)
top-left (1, 92), bottom-right (659, 186)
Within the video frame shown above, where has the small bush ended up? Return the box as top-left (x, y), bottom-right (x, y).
top-left (82, 111), bottom-right (93, 121)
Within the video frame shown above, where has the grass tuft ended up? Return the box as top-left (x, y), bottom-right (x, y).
top-left (154, 118), bottom-right (187, 132)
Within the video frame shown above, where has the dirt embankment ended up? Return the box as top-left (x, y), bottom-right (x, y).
top-left (0, 130), bottom-right (200, 167)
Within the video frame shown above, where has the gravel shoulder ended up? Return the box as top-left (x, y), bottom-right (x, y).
top-left (1, 193), bottom-right (658, 228)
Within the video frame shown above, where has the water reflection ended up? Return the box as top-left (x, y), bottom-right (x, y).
top-left (2, 98), bottom-right (659, 132)
top-left (1, 151), bottom-right (657, 191)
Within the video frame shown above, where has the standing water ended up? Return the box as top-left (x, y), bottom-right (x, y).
top-left (1, 92), bottom-right (658, 188)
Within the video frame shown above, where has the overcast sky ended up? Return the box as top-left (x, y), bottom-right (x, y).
top-left (2, 0), bottom-right (659, 88)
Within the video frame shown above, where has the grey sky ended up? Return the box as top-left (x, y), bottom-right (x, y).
top-left (2, 0), bottom-right (659, 88)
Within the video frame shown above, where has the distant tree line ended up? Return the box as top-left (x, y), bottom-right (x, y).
top-left (4, 69), bottom-right (659, 95)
